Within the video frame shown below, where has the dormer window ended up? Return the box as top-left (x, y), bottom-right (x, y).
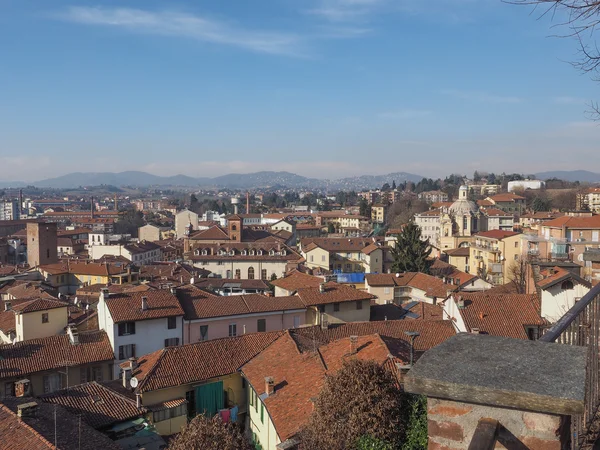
top-left (250, 249), bottom-right (255, 255)
top-left (242, 250), bottom-right (247, 256)
top-left (257, 250), bottom-right (263, 256)
top-left (281, 250), bottom-right (286, 256)
top-left (194, 250), bottom-right (200, 256)
top-left (269, 250), bottom-right (275, 256)
top-left (229, 250), bottom-right (235, 256)
top-left (201, 249), bottom-right (208, 256)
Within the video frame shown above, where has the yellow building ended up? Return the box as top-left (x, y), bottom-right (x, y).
top-left (125, 331), bottom-right (284, 436)
top-left (301, 237), bottom-right (386, 273)
top-left (468, 230), bottom-right (522, 285)
top-left (371, 204), bottom-right (387, 224)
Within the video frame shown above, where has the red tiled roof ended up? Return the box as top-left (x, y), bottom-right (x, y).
top-left (403, 301), bottom-right (445, 320)
top-left (300, 237), bottom-right (385, 253)
top-left (296, 282), bottom-right (375, 306)
top-left (0, 331), bottom-right (114, 380)
top-left (489, 193), bottom-right (525, 202)
top-left (177, 285), bottom-right (304, 320)
top-left (270, 270), bottom-right (324, 292)
top-left (132, 331), bottom-right (284, 393)
top-left (189, 225), bottom-right (230, 240)
top-left (5, 283), bottom-right (56, 300)
top-left (536, 267), bottom-right (589, 290)
top-left (103, 290), bottom-right (183, 323)
top-left (365, 272), bottom-right (456, 299)
top-left (542, 215), bottom-right (600, 229)
top-left (0, 397), bottom-right (120, 450)
top-left (147, 398), bottom-right (187, 412)
top-left (483, 208), bottom-right (512, 217)
top-left (40, 381), bottom-right (143, 429)
top-left (11, 298), bottom-right (68, 314)
top-left (443, 248), bottom-right (470, 257)
top-left (242, 332), bottom-right (392, 441)
top-left (454, 293), bottom-right (545, 339)
top-left (193, 278), bottom-right (269, 290)
top-left (477, 199), bottom-right (494, 207)
top-left (290, 320), bottom-right (456, 357)
top-left (475, 230), bottom-right (520, 240)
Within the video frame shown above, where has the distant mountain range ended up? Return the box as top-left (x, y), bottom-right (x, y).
top-left (534, 170), bottom-right (600, 183)
top-left (0, 171), bottom-right (425, 191)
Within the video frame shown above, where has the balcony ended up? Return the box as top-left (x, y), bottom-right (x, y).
top-left (550, 252), bottom-right (569, 260)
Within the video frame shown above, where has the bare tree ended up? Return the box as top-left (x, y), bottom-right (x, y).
top-left (168, 415), bottom-right (252, 450)
top-left (509, 255), bottom-right (528, 294)
top-left (299, 359), bottom-right (406, 450)
top-left (511, 0), bottom-right (600, 118)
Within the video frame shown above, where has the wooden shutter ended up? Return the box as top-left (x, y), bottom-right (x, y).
top-left (118, 346), bottom-right (124, 360)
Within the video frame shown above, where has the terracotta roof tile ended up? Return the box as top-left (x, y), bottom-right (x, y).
top-left (475, 230), bottom-right (520, 240)
top-left (454, 293), bottom-right (545, 339)
top-left (270, 270), bottom-right (324, 292)
top-left (542, 215), bottom-right (600, 229)
top-left (0, 331), bottom-right (114, 380)
top-left (40, 381), bottom-right (144, 429)
top-left (241, 333), bottom-right (392, 441)
top-left (177, 285), bottom-right (304, 320)
top-left (489, 193), bottom-right (525, 202)
top-left (482, 208), bottom-right (512, 217)
top-left (132, 331), bottom-right (283, 393)
top-left (443, 247), bottom-right (470, 257)
top-left (300, 237), bottom-right (385, 253)
top-left (296, 282), bottom-right (375, 306)
top-left (11, 298), bottom-right (68, 314)
top-left (103, 290), bottom-right (183, 323)
top-left (0, 397), bottom-right (120, 450)
top-left (5, 283), bottom-right (57, 300)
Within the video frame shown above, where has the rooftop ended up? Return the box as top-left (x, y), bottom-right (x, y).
top-left (102, 290), bottom-right (184, 323)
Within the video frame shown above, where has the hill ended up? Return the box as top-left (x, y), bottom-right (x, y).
top-left (535, 170), bottom-right (600, 183)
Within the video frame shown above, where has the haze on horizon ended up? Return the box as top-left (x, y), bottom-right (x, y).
top-left (1, 0), bottom-right (599, 182)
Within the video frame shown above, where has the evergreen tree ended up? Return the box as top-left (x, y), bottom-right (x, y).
top-left (390, 222), bottom-right (432, 274)
top-left (391, 180), bottom-right (396, 190)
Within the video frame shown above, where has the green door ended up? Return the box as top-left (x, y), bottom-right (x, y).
top-left (195, 381), bottom-right (224, 417)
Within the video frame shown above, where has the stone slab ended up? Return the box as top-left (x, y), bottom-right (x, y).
top-left (404, 333), bottom-right (586, 415)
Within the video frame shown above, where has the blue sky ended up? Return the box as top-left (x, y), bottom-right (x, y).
top-left (1, 0), bottom-right (599, 181)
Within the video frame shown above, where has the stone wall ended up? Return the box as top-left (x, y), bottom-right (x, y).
top-left (427, 398), bottom-right (567, 450)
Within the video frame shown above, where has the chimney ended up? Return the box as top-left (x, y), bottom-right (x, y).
top-left (319, 283), bottom-right (325, 293)
top-left (17, 402), bottom-right (38, 419)
top-left (100, 287), bottom-right (110, 300)
top-left (129, 357), bottom-right (138, 371)
top-left (19, 189), bottom-right (23, 217)
top-left (190, 277), bottom-right (195, 285)
top-left (320, 314), bottom-right (328, 330)
top-left (350, 335), bottom-right (358, 354)
top-left (141, 296), bottom-right (148, 311)
top-left (122, 367), bottom-right (132, 388)
top-left (67, 324), bottom-right (79, 345)
top-left (170, 286), bottom-right (177, 295)
top-left (478, 312), bottom-right (485, 320)
top-left (265, 376), bottom-right (275, 396)
top-left (90, 196), bottom-right (94, 219)
top-left (136, 393), bottom-right (142, 409)
top-left (4, 302), bottom-right (11, 312)
top-left (246, 191), bottom-right (250, 214)
top-left (15, 379), bottom-right (31, 398)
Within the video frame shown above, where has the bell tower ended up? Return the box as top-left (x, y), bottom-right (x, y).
top-left (228, 215), bottom-right (242, 242)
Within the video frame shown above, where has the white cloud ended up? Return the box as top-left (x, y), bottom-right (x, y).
top-left (441, 89), bottom-right (523, 104)
top-left (308, 0), bottom-right (385, 22)
top-left (378, 109), bottom-right (432, 119)
top-left (57, 7), bottom-right (306, 56)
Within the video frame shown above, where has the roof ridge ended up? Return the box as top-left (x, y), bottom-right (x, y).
top-left (137, 348), bottom-right (167, 393)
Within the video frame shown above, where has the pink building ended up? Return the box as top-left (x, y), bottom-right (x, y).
top-left (177, 285), bottom-right (307, 343)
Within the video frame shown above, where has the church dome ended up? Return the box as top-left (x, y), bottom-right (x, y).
top-left (449, 185), bottom-right (478, 216)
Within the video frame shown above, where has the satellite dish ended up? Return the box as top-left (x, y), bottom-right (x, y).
top-left (129, 377), bottom-right (138, 388)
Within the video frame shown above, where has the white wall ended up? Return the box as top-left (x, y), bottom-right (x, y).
top-left (541, 282), bottom-right (590, 323)
top-left (442, 296), bottom-right (468, 333)
top-left (246, 384), bottom-right (280, 450)
top-left (98, 292), bottom-right (183, 378)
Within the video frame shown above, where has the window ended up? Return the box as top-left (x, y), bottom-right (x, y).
top-left (261, 269), bottom-right (267, 280)
top-left (47, 249), bottom-right (50, 258)
top-left (92, 366), bottom-right (103, 382)
top-left (4, 382), bottom-right (14, 397)
top-left (41, 313), bottom-right (49, 324)
top-left (200, 325), bottom-right (209, 341)
top-left (43, 374), bottom-right (62, 394)
top-left (257, 319), bottom-right (266, 332)
top-left (561, 280), bottom-right (574, 290)
top-left (383, 287), bottom-right (390, 294)
top-left (321, 255), bottom-right (326, 262)
top-left (235, 269), bottom-right (241, 280)
top-left (118, 322), bottom-right (136, 336)
top-left (118, 344), bottom-right (136, 360)
top-left (356, 300), bottom-right (363, 310)
top-left (293, 316), bottom-right (300, 328)
top-left (229, 323), bottom-right (237, 337)
top-left (333, 303), bottom-right (340, 312)
top-left (167, 317), bottom-right (177, 329)
top-left (310, 255), bottom-right (314, 262)
top-left (514, 241), bottom-right (518, 248)
top-left (153, 404), bottom-right (187, 422)
top-left (248, 267), bottom-right (255, 279)
top-left (164, 337), bottom-right (180, 347)
top-left (261, 403), bottom-right (264, 424)
top-left (318, 305), bottom-right (325, 313)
